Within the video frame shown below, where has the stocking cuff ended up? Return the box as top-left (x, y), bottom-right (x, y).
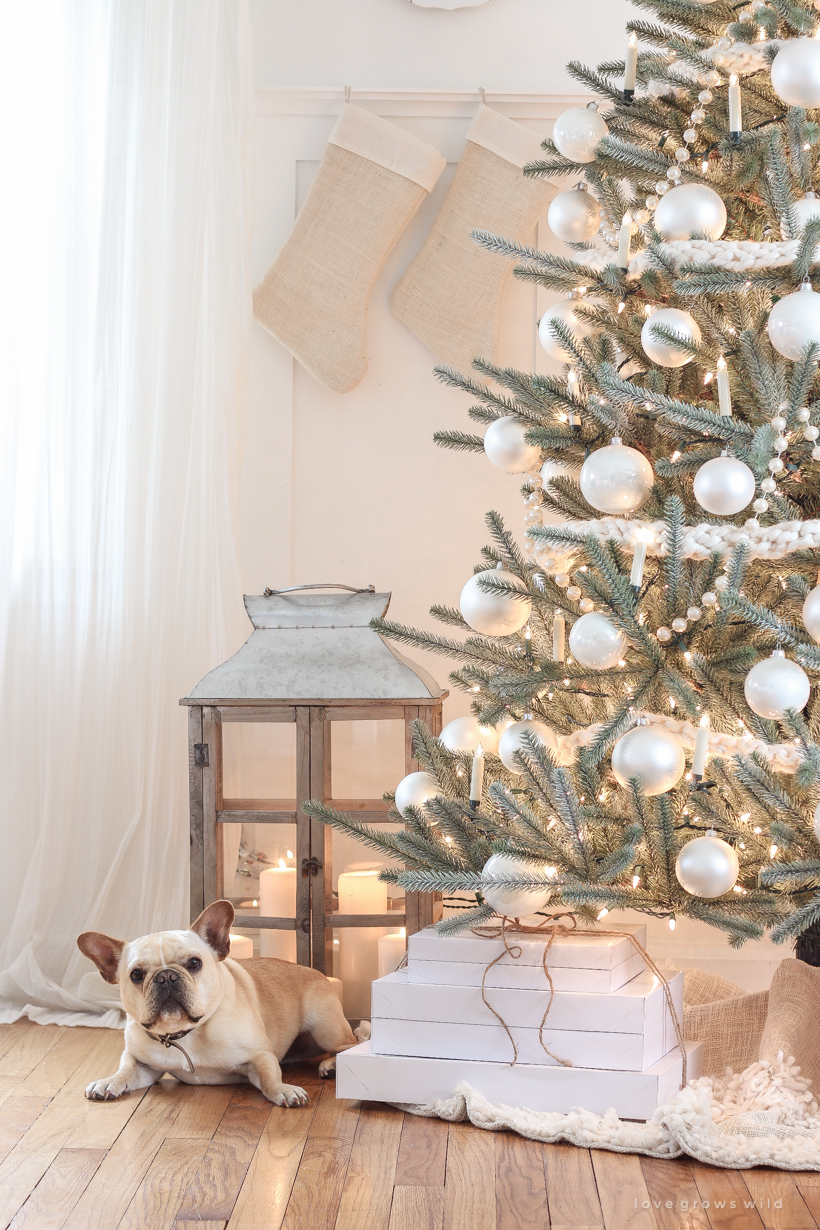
top-left (328, 104), bottom-right (446, 192)
top-left (466, 103), bottom-right (546, 169)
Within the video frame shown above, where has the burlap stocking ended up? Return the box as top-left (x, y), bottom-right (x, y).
top-left (253, 105), bottom-right (445, 393)
top-left (390, 104), bottom-right (556, 373)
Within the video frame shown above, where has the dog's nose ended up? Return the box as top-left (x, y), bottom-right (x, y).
top-left (154, 968), bottom-right (180, 986)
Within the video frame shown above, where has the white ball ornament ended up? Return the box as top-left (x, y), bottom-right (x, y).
top-left (771, 37), bottom-right (820, 109)
top-left (498, 718), bottom-right (557, 774)
top-left (675, 835), bottom-right (739, 899)
top-left (641, 307), bottom-right (702, 368)
top-left (767, 282), bottom-right (820, 361)
top-left (460, 567), bottom-right (532, 637)
top-left (744, 650), bottom-right (811, 720)
top-left (439, 715), bottom-right (504, 756)
top-left (611, 725), bottom-right (686, 796)
top-left (552, 107), bottom-right (608, 164)
top-left (793, 192), bottom-right (820, 234)
top-left (568, 612), bottom-right (626, 670)
top-left (395, 771), bottom-right (439, 819)
top-left (803, 584), bottom-right (820, 643)
top-left (547, 187), bottom-right (601, 243)
top-left (484, 417), bottom-right (541, 474)
top-left (481, 853), bottom-right (554, 919)
top-left (654, 183), bottom-right (727, 241)
top-left (538, 298), bottom-right (597, 363)
top-left (693, 455), bottom-right (756, 516)
top-left (579, 439), bottom-right (654, 514)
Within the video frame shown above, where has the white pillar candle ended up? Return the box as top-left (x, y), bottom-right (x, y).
top-left (617, 212), bottom-right (632, 270)
top-left (630, 530), bottom-right (653, 587)
top-left (716, 356), bottom-right (732, 417)
top-left (552, 610), bottom-right (565, 662)
top-left (378, 929), bottom-right (407, 978)
top-left (470, 743), bottom-right (485, 806)
top-left (624, 32), bottom-right (638, 99)
top-left (338, 869), bottom-right (388, 1019)
top-left (228, 933), bottom-right (253, 960)
top-left (729, 74), bottom-right (742, 138)
top-left (692, 713), bottom-right (710, 779)
top-left (567, 369), bottom-right (582, 429)
top-left (259, 861), bottom-right (297, 962)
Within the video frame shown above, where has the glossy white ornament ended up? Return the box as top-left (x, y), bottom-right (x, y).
top-left (744, 650), bottom-right (811, 719)
top-left (481, 853), bottom-right (554, 919)
top-left (552, 107), bottom-right (609, 164)
top-left (641, 307), bottom-right (702, 368)
top-left (498, 718), bottom-right (557, 774)
top-left (654, 183), bottom-right (727, 241)
top-left (767, 283), bottom-right (820, 361)
top-left (611, 725), bottom-right (686, 796)
top-left (395, 771), bottom-right (439, 819)
top-left (793, 192), bottom-right (820, 234)
top-left (693, 455), bottom-right (756, 516)
top-left (460, 568), bottom-right (532, 637)
top-left (538, 298), bottom-right (597, 363)
top-left (484, 417), bottom-right (541, 474)
top-left (568, 612), bottom-right (626, 670)
top-left (803, 584), bottom-right (820, 643)
top-left (579, 441), bottom-right (654, 514)
top-left (771, 37), bottom-right (820, 109)
top-left (547, 187), bottom-right (601, 242)
top-left (675, 835), bottom-right (739, 899)
top-left (439, 715), bottom-right (507, 756)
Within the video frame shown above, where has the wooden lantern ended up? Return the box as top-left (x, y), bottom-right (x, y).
top-left (181, 585), bottom-right (446, 972)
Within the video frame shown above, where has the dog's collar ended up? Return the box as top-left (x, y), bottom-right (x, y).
top-left (142, 1025), bottom-right (196, 1073)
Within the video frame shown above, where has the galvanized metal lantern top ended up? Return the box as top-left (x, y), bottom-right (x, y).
top-left (185, 585), bottom-right (444, 702)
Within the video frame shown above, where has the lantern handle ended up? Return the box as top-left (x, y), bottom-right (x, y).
top-left (263, 583), bottom-right (375, 596)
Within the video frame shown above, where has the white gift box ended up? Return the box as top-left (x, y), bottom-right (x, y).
top-left (336, 1039), bottom-right (703, 1121)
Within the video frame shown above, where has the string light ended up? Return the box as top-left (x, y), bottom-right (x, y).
top-left (597, 907), bottom-right (609, 920)
top-left (669, 917), bottom-right (676, 931)
top-left (632, 874), bottom-right (641, 888)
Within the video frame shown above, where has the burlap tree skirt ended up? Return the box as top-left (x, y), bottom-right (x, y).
top-left (394, 960), bottom-right (820, 1169)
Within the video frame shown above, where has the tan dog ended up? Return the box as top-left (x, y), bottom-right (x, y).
top-left (77, 900), bottom-right (365, 1105)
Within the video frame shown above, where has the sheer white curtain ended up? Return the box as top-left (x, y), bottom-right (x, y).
top-left (0, 0), bottom-right (252, 1024)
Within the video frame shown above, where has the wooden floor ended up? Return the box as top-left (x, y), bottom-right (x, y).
top-left (0, 1023), bottom-right (819, 1229)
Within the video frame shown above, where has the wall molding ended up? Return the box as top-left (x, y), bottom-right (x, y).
top-left (254, 87), bottom-right (590, 120)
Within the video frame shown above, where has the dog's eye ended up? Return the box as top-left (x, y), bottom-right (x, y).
top-left (130, 969), bottom-right (145, 984)
top-left (186, 957), bottom-right (202, 972)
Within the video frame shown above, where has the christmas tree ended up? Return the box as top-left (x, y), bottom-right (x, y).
top-left (308, 1), bottom-right (820, 959)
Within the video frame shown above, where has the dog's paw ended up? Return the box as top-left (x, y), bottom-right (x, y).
top-left (318, 1056), bottom-right (336, 1078)
top-left (354, 1020), bottom-right (371, 1043)
top-left (272, 1083), bottom-right (309, 1107)
top-left (85, 1075), bottom-right (128, 1101)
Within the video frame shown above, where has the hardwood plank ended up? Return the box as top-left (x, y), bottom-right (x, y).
top-left (16, 1026), bottom-right (102, 1098)
top-left (0, 1022), bottom-right (36, 1062)
top-left (226, 1067), bottom-right (323, 1230)
top-left (797, 1182), bottom-right (820, 1226)
top-left (390, 1186), bottom-right (445, 1230)
top-left (280, 1079), bottom-right (360, 1230)
top-left (394, 1113), bottom-right (448, 1187)
top-left (494, 1132), bottom-right (549, 1230)
top-left (9, 1146), bottom-right (105, 1230)
top-left (164, 1082), bottom-right (236, 1140)
top-left (741, 1169), bottom-right (817, 1229)
top-left (0, 1025), bottom-right (65, 1079)
top-left (175, 1085), bottom-right (271, 1221)
top-left (334, 1102), bottom-right (404, 1230)
top-left (592, 1151), bottom-right (658, 1230)
top-left (175, 1223), bottom-right (226, 1229)
top-left (690, 1162), bottom-right (766, 1230)
top-left (640, 1157), bottom-right (712, 1230)
top-left (444, 1120), bottom-right (496, 1230)
top-left (544, 1144), bottom-right (603, 1230)
top-left (0, 1097), bottom-right (50, 1166)
top-left (117, 1137), bottom-right (211, 1230)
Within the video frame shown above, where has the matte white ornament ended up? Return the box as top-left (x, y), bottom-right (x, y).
top-left (771, 37), bottom-right (820, 109)
top-left (654, 183), bottom-right (727, 241)
top-left (767, 282), bottom-right (820, 361)
top-left (552, 107), bottom-right (609, 164)
top-left (803, 584), bottom-right (820, 643)
top-left (538, 298), bottom-right (597, 363)
top-left (481, 852), bottom-right (554, 919)
top-left (460, 568), bottom-right (532, 637)
top-left (793, 192), bottom-right (820, 234)
top-left (484, 417), bottom-right (541, 474)
top-left (568, 612), bottom-right (626, 670)
top-left (579, 440), bottom-right (654, 514)
top-left (675, 835), bottom-right (739, 899)
top-left (498, 718), bottom-right (557, 773)
top-left (548, 187), bottom-right (601, 243)
top-left (693, 455), bottom-right (756, 516)
top-left (744, 649), bottom-right (811, 719)
top-left (611, 725), bottom-right (685, 796)
top-left (395, 771), bottom-right (439, 819)
top-left (641, 308), bottom-right (702, 368)
top-left (439, 715), bottom-right (506, 756)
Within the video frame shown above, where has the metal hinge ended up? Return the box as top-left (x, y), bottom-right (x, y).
top-left (302, 856), bottom-right (322, 878)
top-left (194, 743), bottom-right (209, 768)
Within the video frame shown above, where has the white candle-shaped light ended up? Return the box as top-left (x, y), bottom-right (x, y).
top-left (338, 868), bottom-right (388, 1018)
top-left (617, 212), bottom-right (632, 270)
top-left (729, 74), bottom-right (742, 138)
top-left (378, 928), bottom-right (406, 978)
top-left (259, 860), bottom-right (297, 961)
top-left (624, 32), bottom-right (638, 100)
top-left (552, 609), bottom-right (566, 662)
top-left (567, 369), bottom-right (582, 429)
top-left (228, 933), bottom-right (253, 959)
top-left (692, 712), bottom-right (710, 779)
top-left (716, 355), bottom-right (733, 417)
top-left (470, 743), bottom-right (485, 807)
top-left (630, 528), bottom-right (653, 587)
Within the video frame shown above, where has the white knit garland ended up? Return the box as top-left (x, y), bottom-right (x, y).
top-left (574, 238), bottom-right (810, 278)
top-left (529, 516), bottom-right (820, 562)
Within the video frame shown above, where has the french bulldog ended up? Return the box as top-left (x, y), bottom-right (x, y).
top-left (77, 899), bottom-right (366, 1106)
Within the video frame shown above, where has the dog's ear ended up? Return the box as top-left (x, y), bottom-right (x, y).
top-left (191, 900), bottom-right (234, 961)
top-left (77, 932), bottom-right (126, 984)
